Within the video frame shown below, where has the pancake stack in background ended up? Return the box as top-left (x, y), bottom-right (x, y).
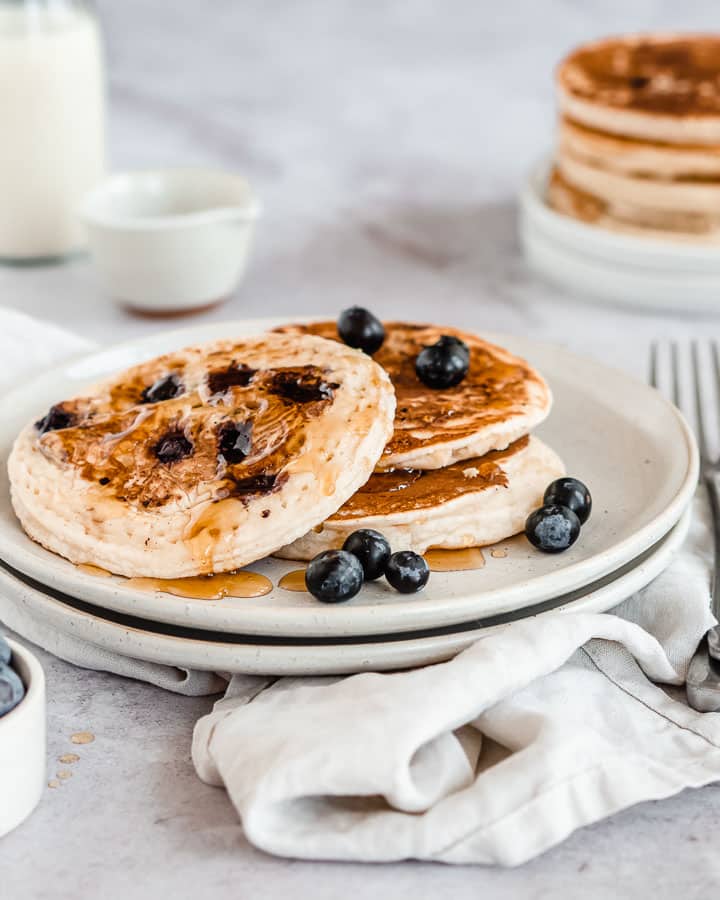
top-left (275, 321), bottom-right (564, 560)
top-left (549, 34), bottom-right (720, 243)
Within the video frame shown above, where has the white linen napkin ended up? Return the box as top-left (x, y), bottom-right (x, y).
top-left (3, 306), bottom-right (720, 866)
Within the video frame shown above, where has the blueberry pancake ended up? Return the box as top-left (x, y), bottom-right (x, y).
top-left (278, 436), bottom-right (564, 559)
top-left (8, 333), bottom-right (395, 578)
top-left (275, 322), bottom-right (552, 470)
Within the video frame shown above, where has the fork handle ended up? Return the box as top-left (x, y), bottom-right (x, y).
top-left (705, 473), bottom-right (720, 620)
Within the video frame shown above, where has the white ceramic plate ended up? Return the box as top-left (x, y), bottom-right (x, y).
top-left (0, 318), bottom-right (697, 638)
top-left (0, 509), bottom-right (691, 675)
top-left (520, 160), bottom-right (720, 314)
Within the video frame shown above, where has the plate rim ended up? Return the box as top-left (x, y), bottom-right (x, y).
top-left (0, 508), bottom-right (691, 675)
top-left (0, 318), bottom-right (699, 637)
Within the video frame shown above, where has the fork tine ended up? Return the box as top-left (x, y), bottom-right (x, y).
top-left (649, 341), bottom-right (659, 388)
top-left (691, 341), bottom-right (710, 463)
top-left (670, 341), bottom-right (682, 409)
top-left (712, 341), bottom-right (720, 427)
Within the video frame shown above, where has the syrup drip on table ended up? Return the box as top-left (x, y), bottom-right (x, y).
top-left (490, 548), bottom-right (508, 559)
top-left (278, 569), bottom-right (308, 592)
top-left (127, 571), bottom-right (273, 600)
top-left (423, 548), bottom-right (486, 572)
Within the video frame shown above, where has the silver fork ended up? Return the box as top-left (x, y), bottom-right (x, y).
top-left (650, 341), bottom-right (720, 712)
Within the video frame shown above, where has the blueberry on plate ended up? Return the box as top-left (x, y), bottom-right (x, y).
top-left (415, 335), bottom-right (470, 389)
top-left (385, 550), bottom-right (430, 594)
top-left (337, 307), bottom-right (385, 355)
top-left (544, 477), bottom-right (592, 524)
top-left (342, 529), bottom-right (391, 581)
top-left (525, 504), bottom-right (581, 553)
top-left (0, 662), bottom-right (24, 717)
top-left (305, 550), bottom-right (364, 603)
top-left (0, 634), bottom-right (10, 666)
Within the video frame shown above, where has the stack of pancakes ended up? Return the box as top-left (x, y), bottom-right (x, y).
top-left (550, 34), bottom-right (720, 242)
top-left (8, 323), bottom-right (563, 578)
top-left (275, 322), bottom-right (563, 561)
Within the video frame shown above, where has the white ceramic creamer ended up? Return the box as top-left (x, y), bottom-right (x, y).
top-left (0, 1), bottom-right (105, 261)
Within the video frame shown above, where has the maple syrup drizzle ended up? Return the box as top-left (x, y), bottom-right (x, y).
top-left (185, 498), bottom-right (248, 569)
top-left (278, 569), bottom-right (308, 592)
top-left (423, 548), bottom-right (486, 572)
top-left (127, 570), bottom-right (272, 600)
top-left (490, 548), bottom-right (508, 559)
top-left (77, 563), bottom-right (113, 578)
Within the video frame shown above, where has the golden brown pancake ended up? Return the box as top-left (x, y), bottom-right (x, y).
top-left (9, 333), bottom-right (395, 577)
top-left (559, 116), bottom-right (720, 178)
top-left (278, 435), bottom-right (565, 558)
top-left (547, 165), bottom-right (720, 241)
top-left (557, 34), bottom-right (720, 143)
top-left (274, 321), bottom-right (552, 471)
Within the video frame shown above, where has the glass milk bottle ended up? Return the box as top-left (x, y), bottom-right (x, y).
top-left (0, 0), bottom-right (106, 262)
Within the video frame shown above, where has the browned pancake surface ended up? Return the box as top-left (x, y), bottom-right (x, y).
top-left (35, 343), bottom-right (340, 509)
top-left (559, 34), bottom-right (720, 117)
top-left (275, 322), bottom-right (544, 466)
top-left (329, 437), bottom-right (528, 520)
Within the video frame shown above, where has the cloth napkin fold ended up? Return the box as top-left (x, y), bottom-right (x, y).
top-left (3, 306), bottom-right (720, 866)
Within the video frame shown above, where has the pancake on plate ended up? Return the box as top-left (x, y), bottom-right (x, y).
top-left (274, 321), bottom-right (552, 470)
top-left (546, 166), bottom-right (720, 241)
top-left (278, 435), bottom-right (565, 559)
top-left (556, 33), bottom-right (720, 144)
top-left (8, 333), bottom-right (395, 578)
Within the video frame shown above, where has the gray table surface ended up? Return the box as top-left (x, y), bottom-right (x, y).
top-left (5, 1), bottom-right (720, 896)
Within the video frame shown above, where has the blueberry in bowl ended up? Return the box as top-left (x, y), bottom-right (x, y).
top-left (0, 637), bottom-right (46, 838)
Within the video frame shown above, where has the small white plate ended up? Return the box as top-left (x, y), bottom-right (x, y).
top-left (520, 160), bottom-right (720, 314)
top-left (0, 318), bottom-right (697, 638)
top-left (0, 509), bottom-right (691, 676)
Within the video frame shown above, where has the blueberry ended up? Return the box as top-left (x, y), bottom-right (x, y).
top-left (0, 662), bottom-right (24, 717)
top-left (337, 307), bottom-right (385, 355)
top-left (415, 336), bottom-right (470, 389)
top-left (342, 529), bottom-right (391, 581)
top-left (218, 421), bottom-right (253, 464)
top-left (544, 478), bottom-right (592, 524)
top-left (35, 404), bottom-right (75, 434)
top-left (305, 550), bottom-right (364, 603)
top-left (141, 374), bottom-right (184, 404)
top-left (0, 634), bottom-right (10, 666)
top-left (525, 504), bottom-right (581, 553)
top-left (385, 550), bottom-right (430, 594)
top-left (153, 430), bottom-right (194, 464)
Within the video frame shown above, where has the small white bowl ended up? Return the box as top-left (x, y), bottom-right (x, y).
top-left (0, 640), bottom-right (46, 838)
top-left (82, 169), bottom-right (261, 315)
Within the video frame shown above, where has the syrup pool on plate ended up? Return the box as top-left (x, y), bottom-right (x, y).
top-left (278, 570), bottom-right (308, 592)
top-left (423, 548), bottom-right (485, 572)
top-left (126, 571), bottom-right (273, 600)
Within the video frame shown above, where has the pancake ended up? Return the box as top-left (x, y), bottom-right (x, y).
top-left (559, 117), bottom-right (720, 178)
top-left (274, 321), bottom-right (552, 470)
top-left (8, 333), bottom-right (395, 578)
top-left (546, 166), bottom-right (720, 242)
top-left (557, 34), bottom-right (720, 144)
top-left (557, 150), bottom-right (720, 215)
top-left (277, 436), bottom-right (565, 559)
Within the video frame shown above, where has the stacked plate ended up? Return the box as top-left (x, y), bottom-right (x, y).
top-left (0, 320), bottom-right (698, 675)
top-left (520, 159), bottom-right (720, 315)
